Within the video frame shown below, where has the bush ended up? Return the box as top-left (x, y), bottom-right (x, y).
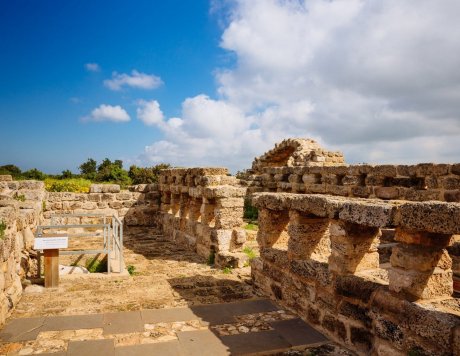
top-left (243, 198), bottom-right (258, 221)
top-left (23, 168), bottom-right (47, 180)
top-left (45, 178), bottom-right (92, 193)
top-left (128, 163), bottom-right (171, 184)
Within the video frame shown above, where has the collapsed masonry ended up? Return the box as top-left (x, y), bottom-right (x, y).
top-left (1, 138), bottom-right (459, 355)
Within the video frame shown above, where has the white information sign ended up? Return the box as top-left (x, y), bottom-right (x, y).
top-left (34, 237), bottom-right (68, 250)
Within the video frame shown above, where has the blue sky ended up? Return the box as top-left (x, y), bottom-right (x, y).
top-left (1, 0), bottom-right (459, 174)
top-left (0, 0), bottom-right (226, 173)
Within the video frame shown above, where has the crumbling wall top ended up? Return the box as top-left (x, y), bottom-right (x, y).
top-left (251, 138), bottom-right (345, 173)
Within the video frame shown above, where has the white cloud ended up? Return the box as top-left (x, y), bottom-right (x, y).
top-left (104, 70), bottom-right (163, 91)
top-left (137, 100), bottom-right (164, 126)
top-left (139, 0), bottom-right (460, 171)
top-left (83, 104), bottom-right (130, 123)
top-left (85, 63), bottom-right (100, 72)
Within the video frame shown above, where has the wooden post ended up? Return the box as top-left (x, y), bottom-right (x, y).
top-left (44, 248), bottom-right (59, 288)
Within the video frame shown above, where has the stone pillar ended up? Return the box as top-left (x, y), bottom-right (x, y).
top-left (389, 228), bottom-right (453, 300)
top-left (287, 210), bottom-right (331, 262)
top-left (214, 197), bottom-right (244, 229)
top-left (200, 198), bottom-right (216, 228)
top-left (328, 221), bottom-right (380, 275)
top-left (170, 194), bottom-right (180, 217)
top-left (257, 208), bottom-right (289, 249)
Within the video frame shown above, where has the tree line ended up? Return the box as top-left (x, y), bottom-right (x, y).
top-left (0, 159), bottom-right (170, 186)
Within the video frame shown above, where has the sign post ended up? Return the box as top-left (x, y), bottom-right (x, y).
top-left (34, 236), bottom-right (68, 288)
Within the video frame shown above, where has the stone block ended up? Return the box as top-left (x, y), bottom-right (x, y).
top-left (334, 274), bottom-right (384, 301)
top-left (339, 200), bottom-right (397, 228)
top-left (375, 186), bottom-right (400, 200)
top-left (390, 244), bottom-right (452, 272)
top-left (388, 267), bottom-right (453, 300)
top-left (415, 163), bottom-right (450, 176)
top-left (290, 259), bottom-right (332, 287)
top-left (210, 229), bottom-right (232, 252)
top-left (444, 190), bottom-right (460, 202)
top-left (396, 201), bottom-right (460, 235)
top-left (452, 164), bottom-right (460, 175)
top-left (287, 212), bottom-right (331, 261)
top-left (90, 184), bottom-right (120, 193)
top-left (394, 228), bottom-right (453, 247)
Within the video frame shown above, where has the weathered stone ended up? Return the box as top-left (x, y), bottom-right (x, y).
top-left (89, 184), bottom-right (120, 193)
top-left (396, 201), bottom-right (460, 234)
top-left (388, 267), bottom-right (453, 300)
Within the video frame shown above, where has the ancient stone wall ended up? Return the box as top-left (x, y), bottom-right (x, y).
top-left (158, 168), bottom-right (251, 267)
top-left (243, 163), bottom-right (460, 203)
top-left (43, 183), bottom-right (161, 229)
top-left (251, 192), bottom-right (460, 355)
top-left (0, 176), bottom-right (44, 326)
top-left (0, 175), bottom-right (163, 326)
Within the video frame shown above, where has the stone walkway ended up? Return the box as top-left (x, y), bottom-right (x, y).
top-left (0, 228), bottom-right (353, 355)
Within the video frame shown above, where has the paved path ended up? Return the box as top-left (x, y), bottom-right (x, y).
top-left (0, 228), bottom-right (353, 355)
top-left (0, 298), bottom-right (335, 355)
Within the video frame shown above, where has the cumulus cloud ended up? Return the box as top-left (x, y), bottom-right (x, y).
top-left (85, 63), bottom-right (100, 72)
top-left (83, 104), bottom-right (130, 123)
top-left (139, 0), bottom-right (460, 171)
top-left (137, 100), bottom-right (165, 126)
top-left (104, 70), bottom-right (163, 91)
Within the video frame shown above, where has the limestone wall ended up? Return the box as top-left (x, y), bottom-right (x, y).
top-left (0, 176), bottom-right (44, 326)
top-left (43, 183), bottom-right (161, 229)
top-left (251, 193), bottom-right (460, 355)
top-left (242, 163), bottom-right (460, 202)
top-left (158, 168), bottom-right (250, 267)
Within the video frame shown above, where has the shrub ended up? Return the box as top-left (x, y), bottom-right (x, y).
top-left (222, 267), bottom-right (233, 274)
top-left (128, 163), bottom-right (171, 184)
top-left (22, 168), bottom-right (47, 180)
top-left (243, 198), bottom-right (258, 221)
top-left (45, 178), bottom-right (92, 193)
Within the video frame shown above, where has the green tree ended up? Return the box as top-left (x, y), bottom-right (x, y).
top-left (61, 170), bottom-right (73, 179)
top-left (128, 163), bottom-right (171, 184)
top-left (79, 158), bottom-right (97, 180)
top-left (0, 164), bottom-right (22, 178)
top-left (23, 168), bottom-right (46, 180)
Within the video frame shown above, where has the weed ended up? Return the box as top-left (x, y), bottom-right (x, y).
top-left (42, 201), bottom-right (46, 211)
top-left (0, 220), bottom-right (6, 239)
top-left (13, 193), bottom-right (26, 202)
top-left (243, 246), bottom-right (256, 261)
top-left (222, 267), bottom-right (233, 274)
top-left (127, 265), bottom-right (136, 276)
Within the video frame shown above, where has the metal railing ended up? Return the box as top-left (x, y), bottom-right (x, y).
top-left (36, 213), bottom-right (124, 274)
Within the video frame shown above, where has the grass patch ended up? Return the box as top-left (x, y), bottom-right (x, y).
top-left (45, 178), bottom-right (92, 193)
top-left (0, 221), bottom-right (6, 239)
top-left (243, 246), bottom-right (256, 260)
top-left (244, 223), bottom-right (258, 231)
top-left (85, 256), bottom-right (108, 273)
top-left (127, 265), bottom-right (137, 276)
top-left (222, 267), bottom-right (233, 274)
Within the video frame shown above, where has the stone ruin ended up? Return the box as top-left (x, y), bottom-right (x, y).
top-left (251, 138), bottom-right (345, 173)
top-left (0, 138), bottom-right (459, 355)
